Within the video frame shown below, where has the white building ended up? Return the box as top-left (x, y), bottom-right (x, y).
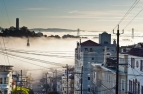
top-left (124, 45), bottom-right (143, 94)
top-left (57, 80), bottom-right (62, 94)
top-left (61, 75), bottom-right (71, 94)
top-left (74, 32), bottom-right (116, 94)
top-left (0, 65), bottom-right (13, 94)
top-left (91, 56), bottom-right (128, 94)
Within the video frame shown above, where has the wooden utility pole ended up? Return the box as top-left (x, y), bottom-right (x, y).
top-left (113, 25), bottom-right (124, 94)
top-left (20, 70), bottom-right (22, 94)
top-left (55, 69), bottom-right (57, 91)
top-left (66, 64), bottom-right (69, 94)
top-left (46, 73), bottom-right (48, 94)
top-left (81, 66), bottom-right (83, 94)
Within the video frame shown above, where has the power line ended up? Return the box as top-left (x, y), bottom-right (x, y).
top-left (113, 0), bottom-right (140, 30)
top-left (123, 7), bottom-right (143, 30)
top-left (2, 0), bottom-right (11, 26)
top-left (0, 52), bottom-right (51, 69)
top-left (1, 37), bottom-right (10, 65)
top-left (0, 48), bottom-right (74, 59)
top-left (0, 50), bottom-right (73, 66)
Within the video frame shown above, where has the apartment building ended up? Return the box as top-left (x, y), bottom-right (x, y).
top-left (74, 32), bottom-right (116, 94)
top-left (126, 44), bottom-right (143, 94)
top-left (61, 74), bottom-right (71, 94)
top-left (91, 54), bottom-right (128, 94)
top-left (0, 65), bottom-right (13, 94)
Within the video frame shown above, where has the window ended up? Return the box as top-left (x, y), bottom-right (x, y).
top-left (88, 77), bottom-right (90, 80)
top-left (138, 82), bottom-right (140, 94)
top-left (71, 84), bottom-right (74, 87)
top-left (131, 58), bottom-right (135, 68)
top-left (140, 60), bottom-right (143, 71)
top-left (92, 58), bottom-right (94, 60)
top-left (136, 61), bottom-right (139, 68)
top-left (121, 79), bottom-right (125, 91)
top-left (88, 87), bottom-right (90, 92)
top-left (0, 78), bottom-right (2, 84)
top-left (4, 77), bottom-right (8, 84)
top-left (104, 41), bottom-right (108, 44)
top-left (129, 80), bottom-right (132, 93)
top-left (90, 48), bottom-right (93, 52)
top-left (85, 48), bottom-right (88, 51)
top-left (133, 80), bottom-right (135, 93)
top-left (4, 90), bottom-right (7, 94)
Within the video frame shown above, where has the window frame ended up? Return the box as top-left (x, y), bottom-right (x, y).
top-left (131, 58), bottom-right (135, 68)
top-left (121, 79), bottom-right (125, 91)
top-left (140, 60), bottom-right (143, 71)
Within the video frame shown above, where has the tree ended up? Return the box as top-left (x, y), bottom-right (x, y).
top-left (20, 26), bottom-right (28, 31)
top-left (9, 26), bottom-right (16, 31)
top-left (12, 87), bottom-right (34, 94)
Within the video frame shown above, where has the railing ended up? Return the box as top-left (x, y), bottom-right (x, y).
top-left (0, 84), bottom-right (9, 88)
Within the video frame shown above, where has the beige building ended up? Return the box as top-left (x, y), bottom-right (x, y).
top-left (61, 75), bottom-right (69, 94)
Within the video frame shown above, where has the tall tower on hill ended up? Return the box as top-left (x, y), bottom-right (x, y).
top-left (16, 18), bottom-right (19, 30)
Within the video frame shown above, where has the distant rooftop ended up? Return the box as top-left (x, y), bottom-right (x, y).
top-left (128, 48), bottom-right (143, 57)
top-left (81, 40), bottom-right (101, 46)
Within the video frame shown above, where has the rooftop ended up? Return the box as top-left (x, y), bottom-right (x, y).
top-left (92, 63), bottom-right (126, 75)
top-left (128, 48), bottom-right (143, 57)
top-left (81, 40), bottom-right (101, 46)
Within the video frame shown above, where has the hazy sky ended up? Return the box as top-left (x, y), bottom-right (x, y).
top-left (0, 0), bottom-right (143, 31)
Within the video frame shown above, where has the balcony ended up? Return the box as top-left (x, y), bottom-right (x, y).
top-left (0, 84), bottom-right (9, 89)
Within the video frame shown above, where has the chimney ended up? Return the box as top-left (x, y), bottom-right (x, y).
top-left (113, 39), bottom-right (116, 45)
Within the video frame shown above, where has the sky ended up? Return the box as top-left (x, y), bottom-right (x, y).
top-left (0, 0), bottom-right (143, 31)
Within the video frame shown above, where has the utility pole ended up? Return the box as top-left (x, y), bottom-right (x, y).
top-left (63, 64), bottom-right (69, 94)
top-left (113, 25), bottom-right (124, 94)
top-left (46, 73), bottom-right (48, 94)
top-left (15, 79), bottom-right (17, 94)
top-left (81, 66), bottom-right (83, 94)
top-left (20, 70), bottom-right (22, 94)
top-left (55, 69), bottom-right (57, 91)
top-left (132, 28), bottom-right (134, 39)
top-left (66, 64), bottom-right (69, 94)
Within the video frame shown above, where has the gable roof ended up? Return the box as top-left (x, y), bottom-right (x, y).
top-left (81, 40), bottom-right (101, 46)
top-left (128, 48), bottom-right (143, 57)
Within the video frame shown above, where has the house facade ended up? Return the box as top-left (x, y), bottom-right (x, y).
top-left (126, 46), bottom-right (143, 94)
top-left (0, 65), bottom-right (13, 94)
top-left (91, 49), bottom-right (128, 94)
